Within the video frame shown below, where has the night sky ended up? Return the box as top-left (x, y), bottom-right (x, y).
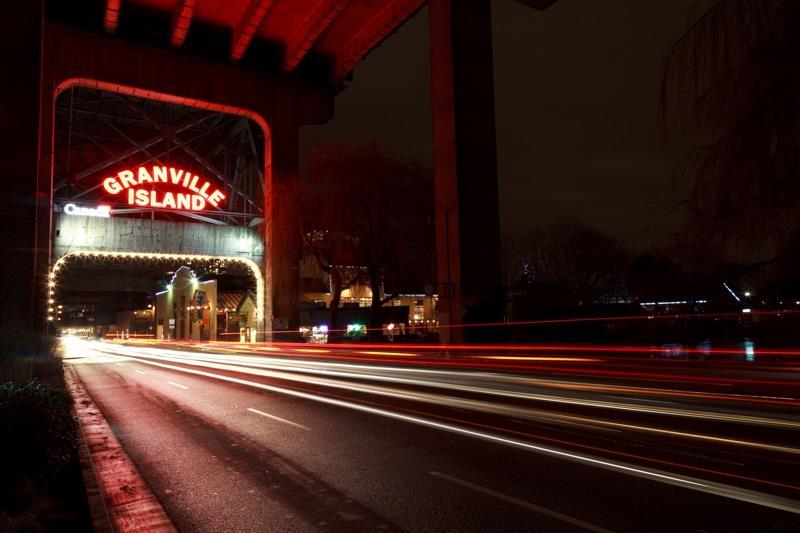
top-left (300, 0), bottom-right (702, 250)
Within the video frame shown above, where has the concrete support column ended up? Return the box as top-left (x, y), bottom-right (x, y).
top-left (0, 1), bottom-right (43, 353)
top-left (428, 0), bottom-right (504, 343)
top-left (266, 120), bottom-right (302, 339)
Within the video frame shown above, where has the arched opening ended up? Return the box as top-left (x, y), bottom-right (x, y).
top-left (47, 251), bottom-right (264, 341)
top-left (47, 78), bottom-right (273, 339)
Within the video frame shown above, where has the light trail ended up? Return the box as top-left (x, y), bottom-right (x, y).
top-left (72, 343), bottom-right (800, 515)
top-left (117, 335), bottom-right (800, 359)
top-left (472, 356), bottom-right (602, 362)
top-left (358, 350), bottom-right (420, 357)
top-left (99, 339), bottom-right (800, 410)
top-left (207, 308), bottom-right (800, 338)
top-left (115, 337), bottom-right (800, 393)
top-left (99, 344), bottom-right (800, 431)
top-left (81, 337), bottom-right (800, 488)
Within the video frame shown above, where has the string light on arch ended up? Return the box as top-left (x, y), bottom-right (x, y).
top-left (46, 250), bottom-right (265, 333)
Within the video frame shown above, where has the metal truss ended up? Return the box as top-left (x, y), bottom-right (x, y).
top-left (54, 87), bottom-right (265, 226)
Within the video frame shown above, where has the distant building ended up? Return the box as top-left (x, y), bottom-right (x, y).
top-left (217, 291), bottom-right (258, 342)
top-left (116, 308), bottom-right (154, 338)
top-left (298, 254), bottom-right (438, 339)
top-left (155, 266), bottom-right (217, 341)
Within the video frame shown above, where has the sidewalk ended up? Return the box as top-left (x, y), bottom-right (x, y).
top-left (65, 365), bottom-right (176, 532)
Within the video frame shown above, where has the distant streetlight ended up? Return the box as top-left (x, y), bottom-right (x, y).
top-left (744, 291), bottom-right (751, 297)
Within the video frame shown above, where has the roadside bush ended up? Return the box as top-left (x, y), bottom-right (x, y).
top-left (0, 379), bottom-right (78, 487)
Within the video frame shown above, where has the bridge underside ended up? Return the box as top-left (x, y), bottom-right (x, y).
top-left (2, 0), bottom-right (557, 349)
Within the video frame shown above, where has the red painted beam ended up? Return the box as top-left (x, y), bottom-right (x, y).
top-left (104, 0), bottom-right (122, 33)
top-left (514, 0), bottom-right (559, 9)
top-left (231, 0), bottom-right (275, 62)
top-left (332, 0), bottom-right (425, 81)
top-left (171, 0), bottom-right (196, 47)
top-left (283, 0), bottom-right (351, 72)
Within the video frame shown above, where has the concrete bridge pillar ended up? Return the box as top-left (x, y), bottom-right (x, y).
top-left (428, 0), bottom-right (504, 343)
top-left (0, 1), bottom-right (43, 352)
top-left (268, 117), bottom-right (302, 339)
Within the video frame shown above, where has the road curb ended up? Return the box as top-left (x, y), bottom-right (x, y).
top-left (64, 364), bottom-right (176, 532)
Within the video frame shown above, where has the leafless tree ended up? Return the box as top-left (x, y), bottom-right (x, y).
top-left (663, 0), bottom-right (800, 256)
top-left (303, 141), bottom-right (433, 333)
top-left (302, 228), bottom-right (365, 329)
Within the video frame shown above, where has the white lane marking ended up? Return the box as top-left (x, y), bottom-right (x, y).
top-left (115, 362), bottom-right (124, 366)
top-left (430, 471), bottom-right (612, 533)
top-left (135, 370), bottom-right (147, 375)
top-left (167, 381), bottom-right (189, 390)
top-left (247, 407), bottom-right (311, 431)
top-left (93, 352), bottom-right (800, 515)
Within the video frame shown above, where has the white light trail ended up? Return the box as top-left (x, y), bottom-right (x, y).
top-left (102, 344), bottom-right (800, 431)
top-left (76, 348), bottom-right (800, 515)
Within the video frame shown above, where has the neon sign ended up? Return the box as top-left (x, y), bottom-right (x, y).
top-left (102, 165), bottom-right (226, 211)
top-left (63, 203), bottom-right (111, 218)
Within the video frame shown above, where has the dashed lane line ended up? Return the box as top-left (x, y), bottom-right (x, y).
top-left (247, 407), bottom-right (311, 431)
top-left (430, 471), bottom-right (613, 533)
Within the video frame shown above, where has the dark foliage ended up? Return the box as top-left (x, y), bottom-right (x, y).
top-left (0, 379), bottom-right (78, 487)
top-left (523, 219), bottom-right (629, 305)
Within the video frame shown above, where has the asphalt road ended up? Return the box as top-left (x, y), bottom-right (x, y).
top-left (63, 338), bottom-right (800, 532)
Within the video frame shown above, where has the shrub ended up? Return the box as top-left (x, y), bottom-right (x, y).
top-left (0, 379), bottom-right (78, 487)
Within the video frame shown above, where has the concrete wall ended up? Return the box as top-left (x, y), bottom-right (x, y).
top-left (53, 213), bottom-right (263, 264)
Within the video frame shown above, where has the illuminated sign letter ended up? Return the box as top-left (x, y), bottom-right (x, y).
top-left (118, 170), bottom-right (137, 188)
top-left (153, 166), bottom-right (168, 183)
top-left (103, 177), bottom-right (122, 194)
top-left (177, 193), bottom-right (191, 210)
top-left (208, 190), bottom-right (226, 208)
top-left (135, 189), bottom-right (149, 206)
top-left (169, 167), bottom-right (184, 184)
top-left (99, 165), bottom-right (228, 213)
top-left (188, 175), bottom-right (201, 193)
top-left (137, 167), bottom-right (154, 183)
top-left (162, 192), bottom-right (176, 209)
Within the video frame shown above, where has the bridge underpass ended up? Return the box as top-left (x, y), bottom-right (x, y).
top-left (49, 251), bottom-right (262, 341)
